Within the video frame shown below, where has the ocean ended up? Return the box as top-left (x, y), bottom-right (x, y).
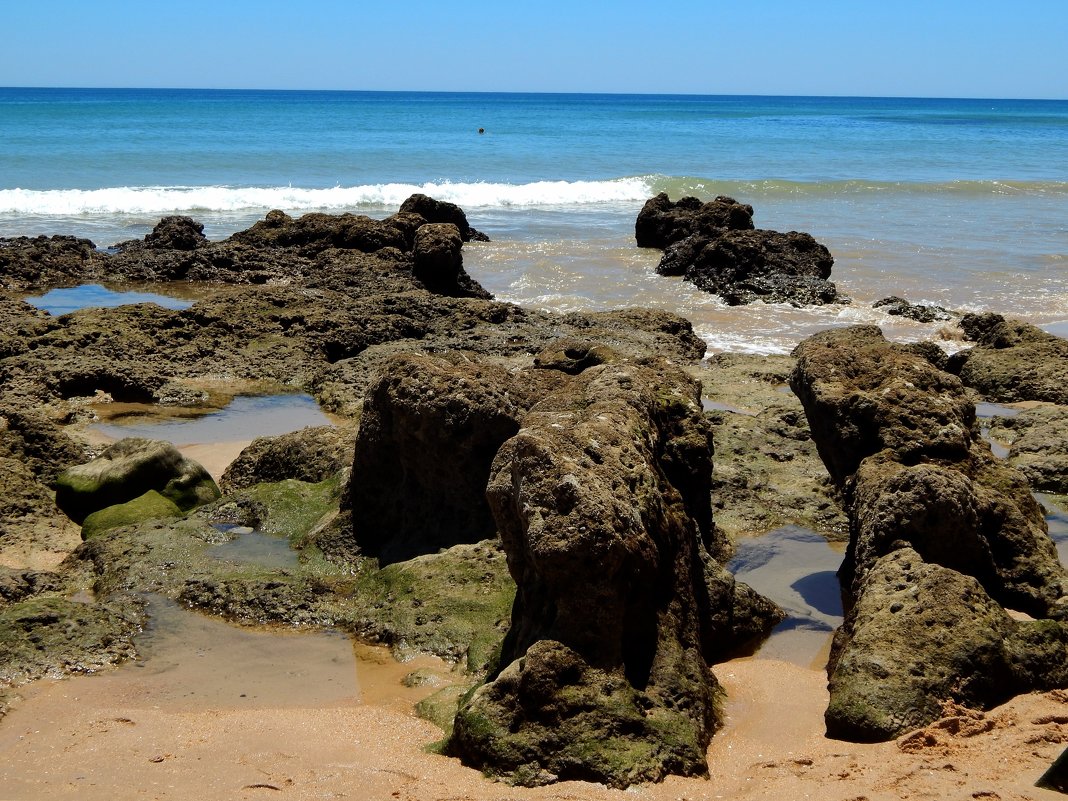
top-left (2, 87), bottom-right (1067, 353)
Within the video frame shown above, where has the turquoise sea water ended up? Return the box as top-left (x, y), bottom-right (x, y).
top-left (3, 88), bottom-right (1067, 352)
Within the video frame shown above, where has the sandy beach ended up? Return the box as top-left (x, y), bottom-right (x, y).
top-left (1, 651), bottom-right (1064, 800)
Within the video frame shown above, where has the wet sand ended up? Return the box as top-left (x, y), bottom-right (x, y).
top-left (1, 653), bottom-right (1064, 801)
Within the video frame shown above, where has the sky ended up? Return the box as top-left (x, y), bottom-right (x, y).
top-left (2, 0), bottom-right (1066, 99)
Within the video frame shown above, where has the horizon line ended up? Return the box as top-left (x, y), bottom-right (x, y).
top-left (2, 86), bottom-right (1066, 103)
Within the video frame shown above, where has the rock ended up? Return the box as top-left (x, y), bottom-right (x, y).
top-left (873, 296), bottom-right (953, 323)
top-left (398, 193), bottom-right (490, 242)
top-left (990, 405), bottom-right (1068, 493)
top-left (0, 234), bottom-right (107, 291)
top-left (635, 193), bottom-right (753, 250)
top-left (55, 438), bottom-right (220, 527)
top-left (221, 426), bottom-right (356, 493)
top-left (348, 354), bottom-right (532, 565)
top-left (635, 195), bottom-right (840, 306)
top-left (81, 490), bottom-right (184, 539)
top-left (825, 547), bottom-right (1068, 741)
top-left (532, 338), bottom-right (616, 374)
top-left (791, 326), bottom-right (1068, 741)
top-left (411, 223), bottom-right (490, 298)
top-left (118, 216), bottom-right (206, 251)
top-left (683, 229), bottom-right (838, 306)
top-left (1036, 745), bottom-right (1068, 792)
top-left (449, 361), bottom-right (780, 787)
top-left (950, 313), bottom-right (1068, 404)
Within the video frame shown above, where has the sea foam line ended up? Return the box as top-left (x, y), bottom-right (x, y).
top-left (0, 178), bottom-right (656, 215)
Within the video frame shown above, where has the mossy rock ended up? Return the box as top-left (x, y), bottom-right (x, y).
top-left (56, 437), bottom-right (219, 524)
top-left (81, 490), bottom-right (183, 539)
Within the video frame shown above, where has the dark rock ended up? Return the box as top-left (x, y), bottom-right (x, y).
top-left (55, 438), bottom-right (220, 526)
top-left (349, 354), bottom-right (532, 565)
top-left (636, 195), bottom-right (839, 306)
top-left (1036, 745), bottom-right (1068, 792)
top-left (0, 235), bottom-right (108, 291)
top-left (791, 325), bottom-right (1068, 741)
top-left (825, 547), bottom-right (1068, 741)
top-left (873, 296), bottom-right (953, 323)
top-left (949, 313), bottom-right (1068, 405)
top-left (399, 193), bottom-right (490, 242)
top-left (532, 338), bottom-right (616, 374)
top-left (990, 405), bottom-right (1068, 494)
top-left (682, 229), bottom-right (838, 306)
top-left (118, 216), bottom-right (206, 251)
top-left (635, 193), bottom-right (753, 249)
top-left (0, 568), bottom-right (61, 604)
top-left (449, 361), bottom-right (779, 787)
top-left (411, 223), bottom-right (490, 298)
top-left (221, 426), bottom-right (356, 493)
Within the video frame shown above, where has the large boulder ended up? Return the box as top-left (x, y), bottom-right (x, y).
top-left (825, 547), bottom-right (1068, 741)
top-left (635, 194), bottom-right (840, 306)
top-left (950, 313), bottom-right (1068, 404)
top-left (990, 405), bottom-right (1068, 494)
top-left (634, 193), bottom-right (753, 249)
top-left (399, 193), bottom-right (490, 242)
top-left (54, 438), bottom-right (220, 527)
top-left (221, 426), bottom-right (356, 493)
top-left (0, 234), bottom-right (108, 291)
top-left (791, 326), bottom-right (1068, 741)
top-left (348, 354), bottom-right (555, 565)
top-left (116, 216), bottom-right (207, 252)
top-left (448, 361), bottom-right (780, 787)
top-left (411, 223), bottom-right (490, 298)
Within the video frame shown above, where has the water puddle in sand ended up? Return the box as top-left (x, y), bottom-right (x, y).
top-left (702, 397), bottom-right (758, 416)
top-left (727, 525), bottom-right (845, 669)
top-left (92, 393), bottom-right (333, 446)
top-left (4, 596), bottom-right (452, 717)
top-left (209, 525), bottom-right (300, 570)
top-left (24, 283), bottom-right (197, 315)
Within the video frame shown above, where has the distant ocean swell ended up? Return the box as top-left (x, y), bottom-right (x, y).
top-left (3, 177), bottom-right (1065, 216)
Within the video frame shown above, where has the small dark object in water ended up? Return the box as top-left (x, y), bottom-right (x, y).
top-left (478, 127), bottom-right (485, 134)
top-left (1037, 745), bottom-right (1068, 793)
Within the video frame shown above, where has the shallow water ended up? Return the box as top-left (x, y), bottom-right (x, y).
top-left (23, 283), bottom-right (196, 315)
top-left (726, 525), bottom-right (845, 668)
top-left (1036, 495), bottom-right (1068, 565)
top-left (92, 393), bottom-right (333, 446)
top-left (208, 525), bottom-right (300, 571)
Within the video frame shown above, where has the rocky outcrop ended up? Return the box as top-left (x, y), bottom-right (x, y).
top-left (348, 354), bottom-right (561, 565)
top-left (448, 360), bottom-right (781, 787)
top-left (221, 426), bottom-right (356, 493)
top-left (635, 194), bottom-right (840, 306)
top-left (399, 193), bottom-right (489, 242)
top-left (117, 216), bottom-right (207, 252)
top-left (989, 405), bottom-right (1068, 494)
top-left (791, 326), bottom-right (1068, 741)
top-left (949, 313), bottom-right (1068, 404)
top-left (0, 234), bottom-right (108, 290)
top-left (635, 193), bottom-right (754, 249)
top-left (55, 438), bottom-right (220, 527)
top-left (411, 222), bottom-right (491, 298)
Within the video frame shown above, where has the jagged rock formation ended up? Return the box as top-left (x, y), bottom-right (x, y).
top-left (791, 326), bottom-right (1068, 741)
top-left (448, 359), bottom-right (782, 787)
top-left (635, 193), bottom-right (840, 306)
top-left (948, 312), bottom-right (1068, 405)
top-left (989, 405), bottom-right (1068, 494)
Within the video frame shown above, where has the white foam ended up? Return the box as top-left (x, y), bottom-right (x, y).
top-left (0, 178), bottom-right (657, 216)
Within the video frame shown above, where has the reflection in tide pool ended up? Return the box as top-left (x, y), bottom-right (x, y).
top-left (24, 283), bottom-right (195, 315)
top-left (727, 525), bottom-right (845, 668)
top-left (93, 393), bottom-right (332, 446)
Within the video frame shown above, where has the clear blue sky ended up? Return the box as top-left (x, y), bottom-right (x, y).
top-left (2, 0), bottom-right (1066, 98)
